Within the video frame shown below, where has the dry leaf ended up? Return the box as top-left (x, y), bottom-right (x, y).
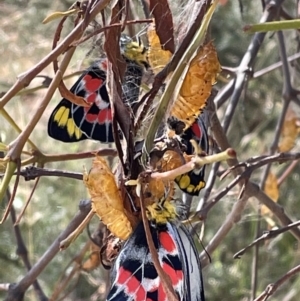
top-left (42, 8), bottom-right (79, 24)
top-left (278, 108), bottom-right (300, 152)
top-left (83, 157), bottom-right (132, 240)
top-left (262, 172), bottom-right (279, 216)
top-left (171, 41), bottom-right (221, 129)
top-left (82, 243), bottom-right (101, 272)
top-left (149, 0), bottom-right (175, 53)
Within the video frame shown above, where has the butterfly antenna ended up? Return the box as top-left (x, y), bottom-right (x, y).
top-left (188, 218), bottom-right (211, 263)
top-left (126, 188), bottom-right (139, 212)
top-left (135, 26), bottom-right (148, 43)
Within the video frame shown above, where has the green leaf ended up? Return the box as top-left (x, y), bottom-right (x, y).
top-left (244, 19), bottom-right (300, 33)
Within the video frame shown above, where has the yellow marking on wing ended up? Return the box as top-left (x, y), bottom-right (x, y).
top-left (53, 106), bottom-right (83, 139)
top-left (54, 107), bottom-right (70, 126)
top-left (74, 125), bottom-right (82, 139)
top-left (195, 181), bottom-right (206, 192)
top-left (187, 185), bottom-right (195, 194)
top-left (67, 118), bottom-right (77, 137)
top-left (178, 174), bottom-right (190, 189)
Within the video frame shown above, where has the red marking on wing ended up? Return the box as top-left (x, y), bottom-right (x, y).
top-left (83, 75), bottom-right (103, 92)
top-left (159, 231), bottom-right (177, 253)
top-left (86, 93), bottom-right (96, 104)
top-left (98, 108), bottom-right (112, 123)
top-left (157, 282), bottom-right (167, 301)
top-left (117, 267), bottom-right (146, 299)
top-left (85, 112), bottom-right (97, 123)
top-left (84, 107), bottom-right (112, 124)
top-left (117, 267), bottom-right (131, 284)
top-left (99, 59), bottom-right (108, 71)
top-left (162, 262), bottom-right (183, 286)
top-left (191, 122), bottom-right (202, 139)
top-left (136, 286), bottom-right (146, 300)
top-left (162, 263), bottom-right (178, 286)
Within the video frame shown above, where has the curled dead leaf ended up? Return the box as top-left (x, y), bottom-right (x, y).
top-left (149, 0), bottom-right (175, 53)
top-left (278, 108), bottom-right (300, 152)
top-left (262, 172), bottom-right (279, 216)
top-left (81, 243), bottom-right (101, 272)
top-left (42, 8), bottom-right (80, 24)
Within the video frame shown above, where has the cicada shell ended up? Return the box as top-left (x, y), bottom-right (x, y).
top-left (147, 24), bottom-right (172, 74)
top-left (171, 41), bottom-right (221, 128)
top-left (83, 156), bottom-right (132, 240)
top-left (142, 176), bottom-right (175, 209)
top-left (144, 150), bottom-right (193, 203)
top-left (158, 150), bottom-right (184, 171)
top-left (139, 150), bottom-right (179, 208)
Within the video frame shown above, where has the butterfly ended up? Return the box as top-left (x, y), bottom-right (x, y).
top-left (168, 114), bottom-right (209, 196)
top-left (48, 35), bottom-right (148, 143)
top-left (106, 200), bottom-right (206, 301)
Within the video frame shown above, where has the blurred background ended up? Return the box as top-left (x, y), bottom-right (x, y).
top-left (1, 0), bottom-right (300, 300)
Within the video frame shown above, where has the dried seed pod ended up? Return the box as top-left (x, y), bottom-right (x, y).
top-left (171, 41), bottom-right (221, 128)
top-left (83, 156), bottom-right (132, 240)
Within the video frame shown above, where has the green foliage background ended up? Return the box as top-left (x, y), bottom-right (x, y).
top-left (1, 0), bottom-right (300, 300)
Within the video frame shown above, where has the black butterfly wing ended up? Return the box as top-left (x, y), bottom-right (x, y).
top-left (48, 60), bottom-right (114, 143)
top-left (106, 222), bottom-right (185, 301)
top-left (175, 114), bottom-right (209, 195)
top-left (47, 98), bottom-right (87, 142)
top-left (173, 224), bottom-right (206, 301)
top-left (106, 221), bottom-right (205, 301)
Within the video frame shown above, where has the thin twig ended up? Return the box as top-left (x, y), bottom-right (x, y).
top-left (0, 0), bottom-right (111, 110)
top-left (9, 194), bottom-right (48, 301)
top-left (253, 264), bottom-right (300, 301)
top-left (222, 1), bottom-right (286, 133)
top-left (260, 29), bottom-right (294, 190)
top-left (15, 175), bottom-right (41, 225)
top-left (277, 159), bottom-right (299, 186)
top-left (234, 220), bottom-right (300, 259)
top-left (59, 209), bottom-right (95, 250)
top-left (15, 166), bottom-right (83, 181)
top-left (4, 200), bottom-right (91, 301)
